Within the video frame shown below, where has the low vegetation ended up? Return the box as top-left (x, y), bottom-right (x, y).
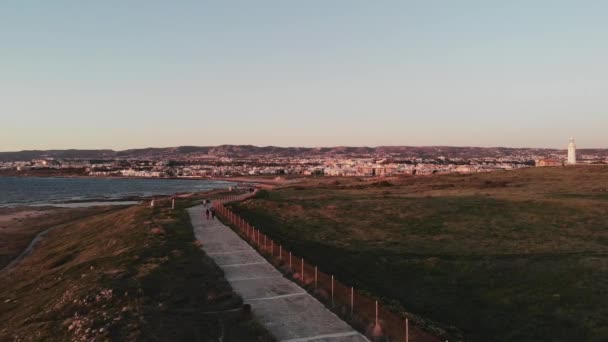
top-left (0, 195), bottom-right (272, 341)
top-left (228, 166), bottom-right (608, 342)
top-left (0, 206), bottom-right (120, 270)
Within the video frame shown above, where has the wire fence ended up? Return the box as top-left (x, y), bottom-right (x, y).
top-left (212, 192), bottom-right (442, 342)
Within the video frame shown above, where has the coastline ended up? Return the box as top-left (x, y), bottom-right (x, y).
top-left (0, 172), bottom-right (285, 190)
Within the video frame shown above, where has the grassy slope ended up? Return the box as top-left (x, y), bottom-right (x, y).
top-left (0, 197), bottom-right (272, 341)
top-left (0, 207), bottom-right (119, 269)
top-left (228, 166), bottom-right (608, 342)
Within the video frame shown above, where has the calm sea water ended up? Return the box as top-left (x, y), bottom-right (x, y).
top-left (0, 177), bottom-right (234, 207)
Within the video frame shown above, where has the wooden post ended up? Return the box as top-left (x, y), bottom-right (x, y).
top-left (301, 259), bottom-right (304, 282)
top-left (331, 275), bottom-right (334, 304)
top-left (405, 318), bottom-right (409, 342)
top-left (314, 266), bottom-right (318, 289)
top-left (375, 301), bottom-right (378, 327)
top-left (351, 287), bottom-right (354, 316)
top-left (289, 252), bottom-right (292, 268)
top-left (279, 245), bottom-right (282, 260)
top-left (171, 198), bottom-right (175, 210)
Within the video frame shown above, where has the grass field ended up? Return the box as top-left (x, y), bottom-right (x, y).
top-left (0, 195), bottom-right (272, 341)
top-left (228, 166), bottom-right (608, 341)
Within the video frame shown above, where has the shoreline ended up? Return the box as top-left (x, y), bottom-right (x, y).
top-left (0, 173), bottom-right (238, 183)
top-left (0, 172), bottom-right (291, 184)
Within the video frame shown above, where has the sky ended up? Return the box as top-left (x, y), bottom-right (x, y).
top-left (1, 1), bottom-right (607, 151)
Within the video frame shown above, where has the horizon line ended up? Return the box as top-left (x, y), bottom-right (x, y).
top-left (1, 143), bottom-right (604, 154)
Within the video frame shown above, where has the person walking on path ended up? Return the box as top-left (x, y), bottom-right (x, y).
top-left (210, 207), bottom-right (215, 220)
top-left (205, 208), bottom-right (210, 220)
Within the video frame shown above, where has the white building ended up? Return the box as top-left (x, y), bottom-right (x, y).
top-left (567, 137), bottom-right (577, 165)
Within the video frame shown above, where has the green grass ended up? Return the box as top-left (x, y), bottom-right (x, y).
top-left (0, 195), bottom-right (273, 342)
top-left (229, 166), bottom-right (608, 341)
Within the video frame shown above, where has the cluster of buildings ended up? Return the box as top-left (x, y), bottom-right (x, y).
top-left (1, 139), bottom-right (604, 178)
top-left (535, 138), bottom-right (597, 167)
top-left (0, 156), bottom-right (534, 178)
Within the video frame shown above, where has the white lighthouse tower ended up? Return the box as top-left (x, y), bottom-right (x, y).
top-left (567, 137), bottom-right (577, 165)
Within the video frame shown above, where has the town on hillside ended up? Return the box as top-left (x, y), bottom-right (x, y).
top-left (1, 140), bottom-right (605, 178)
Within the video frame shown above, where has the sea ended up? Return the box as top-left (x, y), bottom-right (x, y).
top-left (0, 177), bottom-right (235, 207)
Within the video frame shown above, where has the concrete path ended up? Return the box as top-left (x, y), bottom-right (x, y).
top-left (188, 206), bottom-right (369, 342)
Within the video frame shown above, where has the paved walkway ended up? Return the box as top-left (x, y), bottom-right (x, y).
top-left (188, 206), bottom-right (369, 342)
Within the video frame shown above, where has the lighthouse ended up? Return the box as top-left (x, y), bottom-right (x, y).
top-left (567, 137), bottom-right (576, 165)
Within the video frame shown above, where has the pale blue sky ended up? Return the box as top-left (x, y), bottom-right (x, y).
top-left (1, 1), bottom-right (607, 151)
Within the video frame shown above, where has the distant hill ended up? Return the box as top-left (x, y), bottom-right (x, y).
top-left (0, 149), bottom-right (116, 162)
top-left (1, 145), bottom-right (607, 161)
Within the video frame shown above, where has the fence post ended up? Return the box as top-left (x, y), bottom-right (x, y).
top-left (375, 301), bottom-right (379, 327)
top-left (301, 259), bottom-right (304, 282)
top-left (279, 245), bottom-right (282, 260)
top-left (314, 266), bottom-right (318, 289)
top-left (351, 286), bottom-right (354, 316)
top-left (171, 198), bottom-right (175, 210)
top-left (289, 252), bottom-right (292, 268)
top-left (264, 235), bottom-right (267, 250)
top-left (405, 318), bottom-right (409, 342)
top-left (331, 275), bottom-right (334, 305)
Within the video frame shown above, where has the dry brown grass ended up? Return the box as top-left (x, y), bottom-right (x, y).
top-left (1, 198), bottom-right (274, 342)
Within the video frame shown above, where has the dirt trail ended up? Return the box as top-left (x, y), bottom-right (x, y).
top-left (0, 225), bottom-right (57, 272)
